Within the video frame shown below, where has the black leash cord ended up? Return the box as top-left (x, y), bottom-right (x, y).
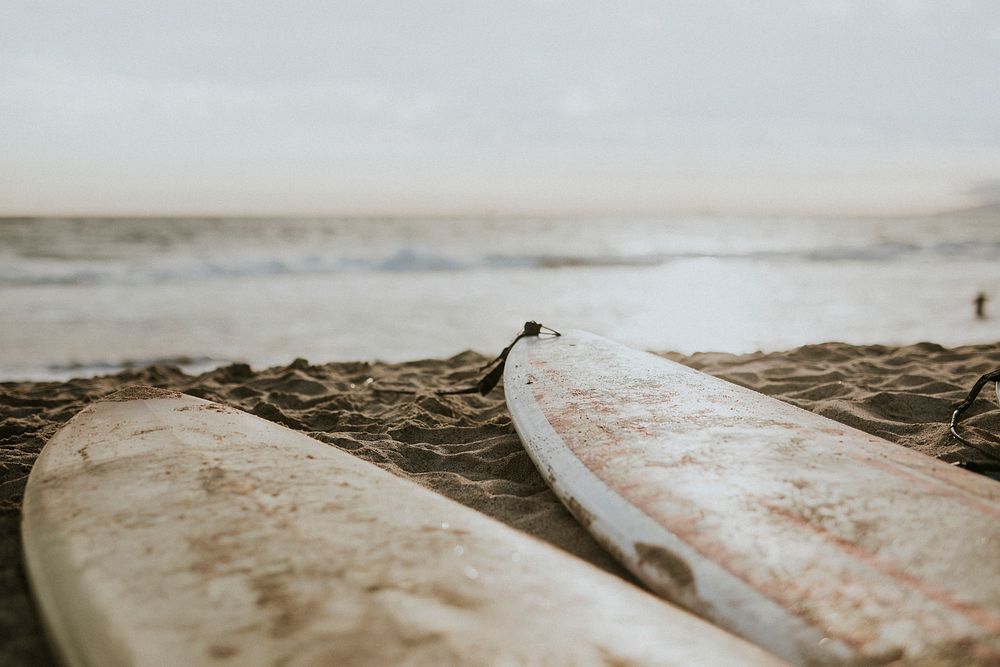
top-left (437, 321), bottom-right (561, 396)
top-left (377, 321), bottom-right (560, 397)
top-left (949, 369), bottom-right (1000, 463)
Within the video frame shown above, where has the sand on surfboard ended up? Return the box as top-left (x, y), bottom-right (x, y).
top-left (2, 340), bottom-right (1000, 665)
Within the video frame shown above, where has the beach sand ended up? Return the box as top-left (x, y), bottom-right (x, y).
top-left (2, 340), bottom-right (999, 665)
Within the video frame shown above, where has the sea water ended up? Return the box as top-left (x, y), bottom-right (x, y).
top-left (1, 216), bottom-right (997, 380)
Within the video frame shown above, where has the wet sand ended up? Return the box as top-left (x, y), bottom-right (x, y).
top-left (2, 341), bottom-right (999, 665)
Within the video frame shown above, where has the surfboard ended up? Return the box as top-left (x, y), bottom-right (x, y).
top-left (21, 387), bottom-right (785, 667)
top-left (504, 330), bottom-right (1000, 666)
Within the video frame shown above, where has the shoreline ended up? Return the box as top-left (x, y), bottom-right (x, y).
top-left (2, 340), bottom-right (1000, 665)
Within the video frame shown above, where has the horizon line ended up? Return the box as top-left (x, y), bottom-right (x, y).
top-left (1, 202), bottom-right (994, 221)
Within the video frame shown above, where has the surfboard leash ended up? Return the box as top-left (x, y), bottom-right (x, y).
top-left (949, 368), bottom-right (1000, 467)
top-left (375, 321), bottom-right (561, 397)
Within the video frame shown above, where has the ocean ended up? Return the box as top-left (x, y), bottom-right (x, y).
top-left (1, 216), bottom-right (997, 380)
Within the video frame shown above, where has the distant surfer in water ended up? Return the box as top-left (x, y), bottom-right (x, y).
top-left (974, 292), bottom-right (988, 319)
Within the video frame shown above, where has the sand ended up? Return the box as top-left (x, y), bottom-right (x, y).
top-left (2, 341), bottom-right (1000, 665)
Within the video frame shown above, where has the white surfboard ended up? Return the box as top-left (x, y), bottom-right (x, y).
top-left (21, 387), bottom-right (785, 667)
top-left (504, 330), bottom-right (1000, 666)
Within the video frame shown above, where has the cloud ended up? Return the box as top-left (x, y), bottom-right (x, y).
top-left (0, 53), bottom-right (445, 136)
top-left (805, 0), bottom-right (858, 18)
top-left (967, 180), bottom-right (1000, 204)
top-left (804, 0), bottom-right (942, 20)
top-left (889, 0), bottom-right (930, 18)
top-left (2, 1), bottom-right (999, 215)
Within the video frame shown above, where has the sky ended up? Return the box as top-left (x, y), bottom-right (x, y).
top-left (1, 1), bottom-right (999, 216)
